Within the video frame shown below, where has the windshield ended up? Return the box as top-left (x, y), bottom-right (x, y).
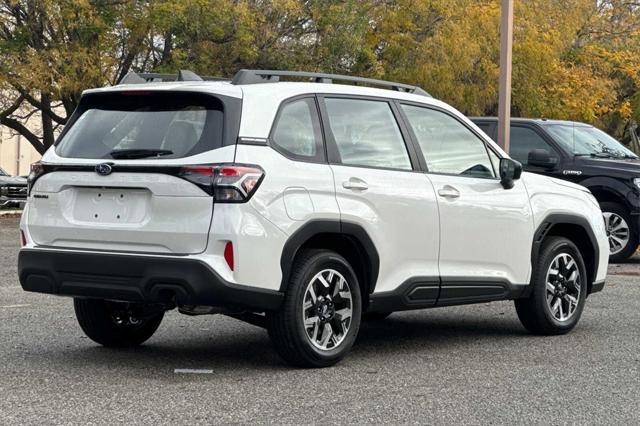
top-left (0, 167), bottom-right (7, 176)
top-left (545, 124), bottom-right (637, 159)
top-left (56, 92), bottom-right (225, 159)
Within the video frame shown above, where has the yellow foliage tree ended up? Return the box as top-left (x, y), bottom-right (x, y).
top-left (1, 0), bottom-right (639, 153)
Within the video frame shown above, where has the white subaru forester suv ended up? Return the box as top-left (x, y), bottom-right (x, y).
top-left (18, 70), bottom-right (608, 367)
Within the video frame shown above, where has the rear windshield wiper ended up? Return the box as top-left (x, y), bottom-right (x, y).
top-left (109, 149), bottom-right (173, 159)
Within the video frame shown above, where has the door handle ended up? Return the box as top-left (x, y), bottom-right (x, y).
top-left (342, 178), bottom-right (369, 191)
top-left (437, 185), bottom-right (460, 199)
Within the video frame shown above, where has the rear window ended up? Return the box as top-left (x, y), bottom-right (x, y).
top-left (56, 92), bottom-right (226, 159)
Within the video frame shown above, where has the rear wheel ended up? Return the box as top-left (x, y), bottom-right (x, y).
top-left (601, 201), bottom-right (637, 262)
top-left (74, 299), bottom-right (164, 347)
top-left (515, 237), bottom-right (587, 335)
top-left (267, 249), bottom-right (362, 368)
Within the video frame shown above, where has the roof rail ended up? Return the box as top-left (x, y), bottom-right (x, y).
top-left (118, 70), bottom-right (227, 85)
top-left (231, 69), bottom-right (430, 96)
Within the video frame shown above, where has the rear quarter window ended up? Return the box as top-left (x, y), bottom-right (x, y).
top-left (56, 92), bottom-right (234, 159)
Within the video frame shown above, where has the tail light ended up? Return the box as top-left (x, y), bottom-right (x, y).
top-left (27, 162), bottom-right (44, 195)
top-left (179, 164), bottom-right (264, 202)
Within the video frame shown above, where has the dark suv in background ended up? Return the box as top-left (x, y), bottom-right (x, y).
top-left (472, 118), bottom-right (639, 261)
top-left (0, 166), bottom-right (27, 208)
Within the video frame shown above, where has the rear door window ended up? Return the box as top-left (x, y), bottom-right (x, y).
top-left (56, 92), bottom-right (227, 159)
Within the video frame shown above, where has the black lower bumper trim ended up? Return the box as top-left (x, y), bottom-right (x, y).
top-left (18, 249), bottom-right (283, 311)
top-left (590, 279), bottom-right (605, 294)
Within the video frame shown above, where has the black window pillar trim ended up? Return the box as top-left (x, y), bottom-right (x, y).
top-left (389, 100), bottom-right (427, 172)
top-left (392, 100), bottom-right (429, 172)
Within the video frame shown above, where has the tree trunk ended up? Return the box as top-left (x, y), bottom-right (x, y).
top-left (40, 93), bottom-right (55, 152)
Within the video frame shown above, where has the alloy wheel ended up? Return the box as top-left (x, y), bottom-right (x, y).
top-left (302, 268), bottom-right (353, 351)
top-left (545, 253), bottom-right (581, 322)
top-left (603, 212), bottom-right (630, 255)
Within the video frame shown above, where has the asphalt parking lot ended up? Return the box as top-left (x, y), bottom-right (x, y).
top-left (1, 216), bottom-right (639, 424)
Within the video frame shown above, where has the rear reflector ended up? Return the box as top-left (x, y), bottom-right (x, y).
top-left (224, 241), bottom-right (234, 271)
top-left (20, 230), bottom-right (27, 247)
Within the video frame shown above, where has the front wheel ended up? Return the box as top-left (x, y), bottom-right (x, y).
top-left (267, 249), bottom-right (362, 368)
top-left (601, 201), bottom-right (637, 262)
top-left (515, 237), bottom-right (587, 335)
top-left (74, 299), bottom-right (164, 347)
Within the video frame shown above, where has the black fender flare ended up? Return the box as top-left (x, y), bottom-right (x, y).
top-left (531, 213), bottom-right (599, 284)
top-left (279, 220), bottom-right (380, 293)
top-left (579, 177), bottom-right (635, 211)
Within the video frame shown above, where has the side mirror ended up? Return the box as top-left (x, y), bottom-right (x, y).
top-left (527, 149), bottom-right (558, 169)
top-left (499, 158), bottom-right (522, 190)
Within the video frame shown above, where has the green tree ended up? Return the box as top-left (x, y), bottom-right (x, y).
top-left (1, 0), bottom-right (639, 154)
top-left (0, 0), bottom-right (156, 153)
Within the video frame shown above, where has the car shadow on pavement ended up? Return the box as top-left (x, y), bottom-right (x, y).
top-left (48, 332), bottom-right (286, 371)
top-left (613, 256), bottom-right (640, 264)
top-left (355, 314), bottom-right (529, 349)
top-left (30, 312), bottom-right (534, 373)
top-left (608, 253), bottom-right (640, 275)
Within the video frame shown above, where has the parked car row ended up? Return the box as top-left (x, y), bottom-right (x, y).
top-left (0, 167), bottom-right (27, 208)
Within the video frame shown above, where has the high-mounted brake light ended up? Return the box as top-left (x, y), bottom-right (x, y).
top-left (27, 161), bottom-right (44, 195)
top-left (179, 164), bottom-right (264, 202)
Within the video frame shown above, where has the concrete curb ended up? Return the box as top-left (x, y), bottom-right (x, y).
top-left (0, 210), bottom-right (22, 218)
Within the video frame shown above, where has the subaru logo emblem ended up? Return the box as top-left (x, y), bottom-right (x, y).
top-left (95, 163), bottom-right (113, 176)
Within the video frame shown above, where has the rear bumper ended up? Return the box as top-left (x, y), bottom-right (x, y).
top-left (18, 248), bottom-right (283, 311)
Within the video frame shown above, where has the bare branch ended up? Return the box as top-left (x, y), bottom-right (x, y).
top-left (0, 116), bottom-right (46, 154)
top-left (11, 85), bottom-right (67, 124)
top-left (0, 95), bottom-right (26, 119)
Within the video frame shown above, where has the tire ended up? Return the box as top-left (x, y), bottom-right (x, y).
top-left (267, 249), bottom-right (362, 368)
top-left (601, 201), bottom-right (638, 262)
top-left (363, 311), bottom-right (392, 321)
top-left (74, 298), bottom-right (164, 347)
top-left (515, 237), bottom-right (588, 335)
